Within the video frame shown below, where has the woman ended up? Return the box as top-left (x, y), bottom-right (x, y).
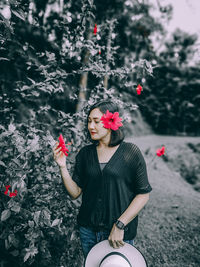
top-left (53, 100), bottom-right (152, 259)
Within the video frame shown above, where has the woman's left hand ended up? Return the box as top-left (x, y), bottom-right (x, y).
top-left (108, 223), bottom-right (125, 248)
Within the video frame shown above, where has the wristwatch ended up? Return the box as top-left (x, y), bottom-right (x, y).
top-left (115, 220), bottom-right (126, 230)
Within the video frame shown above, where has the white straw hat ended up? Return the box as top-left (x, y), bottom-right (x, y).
top-left (84, 240), bottom-right (147, 267)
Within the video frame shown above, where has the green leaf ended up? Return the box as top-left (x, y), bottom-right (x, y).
top-left (0, 160), bottom-right (6, 168)
top-left (70, 231), bottom-right (76, 241)
top-left (12, 159), bottom-right (21, 167)
top-left (24, 252), bottom-right (31, 262)
top-left (5, 239), bottom-right (10, 249)
top-left (42, 210), bottom-right (51, 226)
top-left (8, 233), bottom-right (19, 247)
top-left (11, 205), bottom-right (21, 213)
top-left (1, 209), bottom-right (11, 221)
top-left (51, 218), bottom-right (60, 227)
top-left (8, 0), bottom-right (18, 5)
top-left (28, 220), bottom-right (34, 228)
top-left (33, 211), bottom-right (41, 226)
top-left (31, 91), bottom-right (40, 97)
top-left (10, 250), bottom-right (19, 257)
top-left (0, 57), bottom-right (10, 61)
top-left (88, 0), bottom-right (94, 6)
top-left (11, 10), bottom-right (25, 21)
top-left (12, 181), bottom-right (19, 192)
top-left (8, 123), bottom-right (16, 133)
top-left (24, 246), bottom-right (38, 262)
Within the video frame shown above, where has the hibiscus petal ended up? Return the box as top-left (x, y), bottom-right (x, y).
top-left (57, 134), bottom-right (69, 157)
top-left (156, 146), bottom-right (165, 156)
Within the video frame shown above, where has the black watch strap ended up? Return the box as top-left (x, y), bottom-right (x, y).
top-left (115, 220), bottom-right (126, 230)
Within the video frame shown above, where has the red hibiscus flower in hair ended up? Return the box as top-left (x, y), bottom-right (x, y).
top-left (56, 134), bottom-right (69, 157)
top-left (100, 110), bottom-right (123, 131)
top-left (136, 84), bottom-right (143, 95)
top-left (156, 146), bottom-right (165, 157)
top-left (93, 24), bottom-right (97, 35)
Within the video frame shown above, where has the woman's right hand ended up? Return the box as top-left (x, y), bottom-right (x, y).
top-left (53, 142), bottom-right (67, 168)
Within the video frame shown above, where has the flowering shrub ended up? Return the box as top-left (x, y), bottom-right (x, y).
top-left (0, 0), bottom-right (158, 266)
top-left (0, 122), bottom-right (84, 266)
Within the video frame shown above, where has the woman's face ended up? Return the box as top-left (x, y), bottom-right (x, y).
top-left (88, 108), bottom-right (111, 141)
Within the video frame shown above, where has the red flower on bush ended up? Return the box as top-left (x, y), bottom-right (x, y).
top-left (99, 50), bottom-right (101, 55)
top-left (93, 24), bottom-right (97, 35)
top-left (56, 134), bottom-right (69, 157)
top-left (136, 84), bottom-right (143, 95)
top-left (4, 186), bottom-right (18, 197)
top-left (9, 189), bottom-right (17, 198)
top-left (156, 146), bottom-right (165, 157)
top-left (4, 185), bottom-right (11, 195)
top-left (100, 110), bottom-right (123, 131)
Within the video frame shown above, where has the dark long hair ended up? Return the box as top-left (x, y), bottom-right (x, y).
top-left (86, 100), bottom-right (125, 147)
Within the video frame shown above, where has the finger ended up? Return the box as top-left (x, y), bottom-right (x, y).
top-left (113, 241), bottom-right (119, 249)
top-left (54, 150), bottom-right (62, 158)
top-left (54, 147), bottom-right (62, 154)
top-left (53, 142), bottom-right (59, 149)
top-left (109, 240), bottom-right (115, 248)
top-left (108, 239), bottom-right (113, 247)
top-left (109, 240), bottom-right (117, 249)
top-left (115, 241), bottom-right (121, 248)
top-left (118, 240), bottom-right (125, 246)
top-left (53, 146), bottom-right (59, 153)
top-left (108, 237), bottom-right (118, 248)
top-left (58, 151), bottom-right (63, 157)
top-left (116, 239), bottom-right (124, 247)
top-left (54, 144), bottom-right (61, 151)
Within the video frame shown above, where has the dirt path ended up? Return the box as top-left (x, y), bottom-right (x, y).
top-left (125, 135), bottom-right (200, 267)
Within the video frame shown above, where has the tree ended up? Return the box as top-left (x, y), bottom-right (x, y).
top-left (141, 29), bottom-right (200, 135)
top-left (0, 0), bottom-right (172, 265)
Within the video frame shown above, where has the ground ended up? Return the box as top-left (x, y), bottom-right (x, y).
top-left (125, 135), bottom-right (200, 267)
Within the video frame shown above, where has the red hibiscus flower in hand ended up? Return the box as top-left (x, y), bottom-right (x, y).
top-left (56, 134), bottom-right (69, 157)
top-left (100, 110), bottom-right (123, 131)
top-left (136, 84), bottom-right (143, 95)
top-left (93, 24), bottom-right (97, 35)
top-left (156, 146), bottom-right (165, 157)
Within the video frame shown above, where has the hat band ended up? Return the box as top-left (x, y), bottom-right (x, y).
top-left (99, 251), bottom-right (132, 267)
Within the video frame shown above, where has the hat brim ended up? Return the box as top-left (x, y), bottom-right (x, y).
top-left (84, 240), bottom-right (147, 267)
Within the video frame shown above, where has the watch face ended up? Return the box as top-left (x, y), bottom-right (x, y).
top-left (116, 220), bottom-right (124, 229)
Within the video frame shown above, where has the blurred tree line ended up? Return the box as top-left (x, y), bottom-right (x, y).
top-left (0, 0), bottom-right (199, 136)
top-left (142, 29), bottom-right (200, 135)
top-left (0, 0), bottom-right (199, 266)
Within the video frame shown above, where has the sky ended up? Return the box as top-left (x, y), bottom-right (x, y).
top-left (1, 0), bottom-right (200, 38)
top-left (150, 0), bottom-right (200, 59)
top-left (164, 0), bottom-right (200, 37)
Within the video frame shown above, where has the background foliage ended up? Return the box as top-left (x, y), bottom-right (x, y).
top-left (141, 29), bottom-right (200, 135)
